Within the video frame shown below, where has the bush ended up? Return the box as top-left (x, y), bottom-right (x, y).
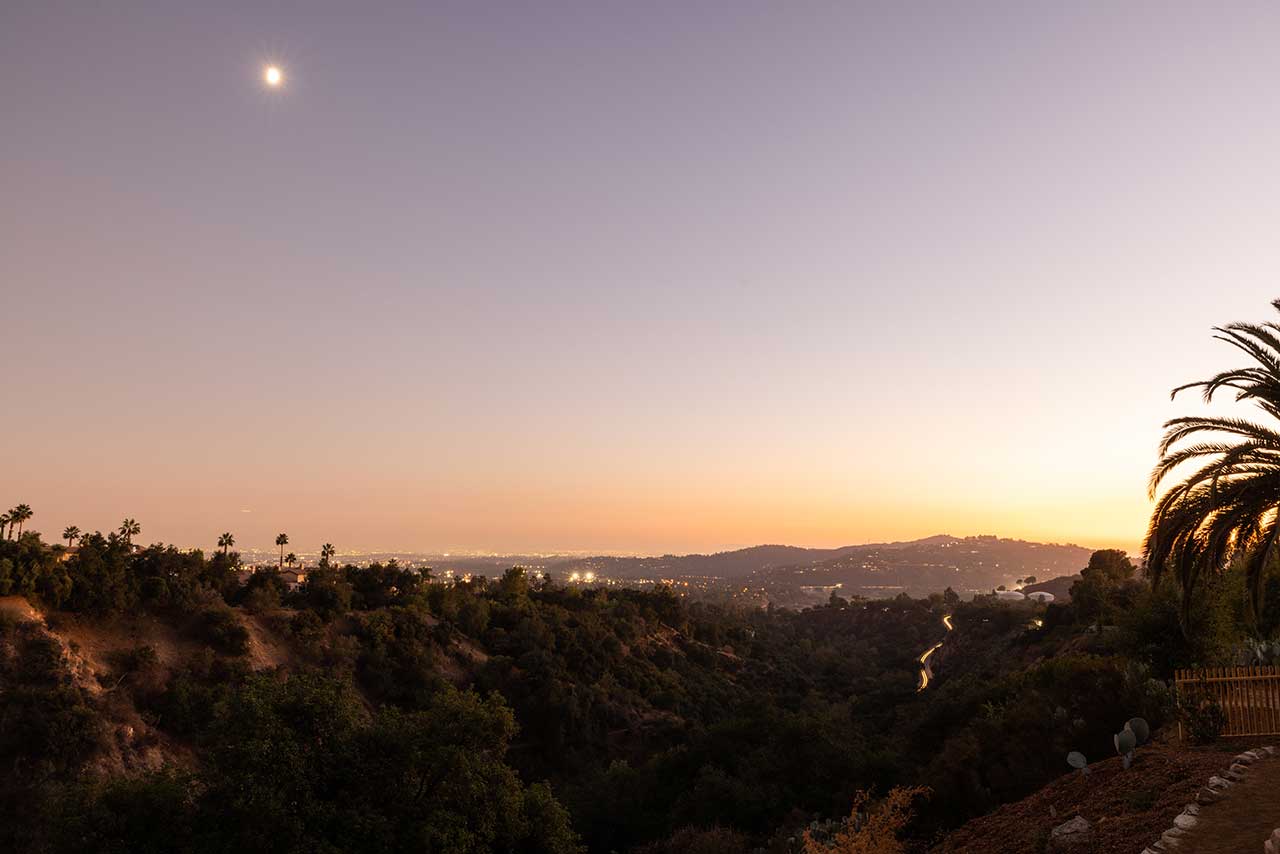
top-left (634, 826), bottom-right (750, 854)
top-left (1179, 681), bottom-right (1227, 744)
top-left (289, 610), bottom-right (326, 646)
top-left (109, 644), bottom-right (159, 675)
top-left (194, 608), bottom-right (249, 657)
top-left (803, 787), bottom-right (930, 854)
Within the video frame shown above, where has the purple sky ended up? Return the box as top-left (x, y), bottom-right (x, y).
top-left (6, 2), bottom-right (1280, 555)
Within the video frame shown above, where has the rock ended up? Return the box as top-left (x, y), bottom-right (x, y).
top-left (1207, 775), bottom-right (1232, 790)
top-left (1173, 813), bottom-right (1198, 830)
top-left (1161, 827), bottom-right (1186, 847)
top-left (1049, 816), bottom-right (1092, 851)
top-left (1196, 788), bottom-right (1221, 805)
top-left (1182, 803), bottom-right (1200, 816)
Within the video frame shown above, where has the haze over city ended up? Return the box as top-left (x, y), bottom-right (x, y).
top-left (8, 2), bottom-right (1280, 554)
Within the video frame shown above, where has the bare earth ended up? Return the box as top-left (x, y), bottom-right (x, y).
top-left (934, 743), bottom-right (1257, 854)
top-left (1178, 758), bottom-right (1280, 854)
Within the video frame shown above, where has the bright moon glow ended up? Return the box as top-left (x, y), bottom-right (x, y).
top-left (264, 65), bottom-right (283, 87)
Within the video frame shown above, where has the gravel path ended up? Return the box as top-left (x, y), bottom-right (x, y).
top-left (1178, 757), bottom-right (1280, 854)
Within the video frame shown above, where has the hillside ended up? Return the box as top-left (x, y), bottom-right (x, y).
top-left (934, 743), bottom-right (1251, 854)
top-left (548, 543), bottom-right (865, 580)
top-left (550, 536), bottom-right (1093, 601)
top-left (1, 528), bottom-right (1259, 854)
top-left (1022, 573), bottom-right (1081, 602)
top-left (750, 536), bottom-right (1093, 606)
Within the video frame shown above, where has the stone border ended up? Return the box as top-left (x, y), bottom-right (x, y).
top-left (1140, 745), bottom-right (1277, 853)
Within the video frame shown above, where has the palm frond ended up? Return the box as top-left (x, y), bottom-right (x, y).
top-left (1146, 301), bottom-right (1280, 626)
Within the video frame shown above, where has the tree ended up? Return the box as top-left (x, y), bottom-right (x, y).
top-left (1145, 300), bottom-right (1280, 626)
top-left (275, 533), bottom-right (289, 568)
top-left (498, 566), bottom-right (530, 601)
top-left (63, 526), bottom-right (81, 549)
top-left (803, 787), bottom-right (929, 854)
top-left (0, 513), bottom-right (9, 541)
top-left (1071, 549), bottom-right (1135, 628)
top-left (320, 543), bottom-right (335, 568)
top-left (11, 504), bottom-right (32, 537)
top-left (191, 676), bottom-right (584, 854)
top-left (218, 532), bottom-right (235, 554)
top-left (285, 552), bottom-right (298, 569)
top-left (119, 518), bottom-right (141, 546)
top-left (299, 567), bottom-right (352, 620)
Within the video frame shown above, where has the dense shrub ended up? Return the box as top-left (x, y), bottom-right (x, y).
top-left (1179, 680), bottom-right (1227, 744)
top-left (634, 826), bottom-right (751, 854)
top-left (193, 608), bottom-right (249, 656)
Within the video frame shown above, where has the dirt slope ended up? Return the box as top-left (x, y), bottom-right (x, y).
top-left (933, 744), bottom-right (1253, 854)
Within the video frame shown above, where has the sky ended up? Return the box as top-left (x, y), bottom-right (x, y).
top-left (5, 1), bottom-right (1280, 556)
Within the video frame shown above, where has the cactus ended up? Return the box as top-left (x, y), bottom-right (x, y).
top-left (1115, 728), bottom-right (1137, 769)
top-left (1067, 751), bottom-right (1089, 776)
top-left (1125, 717), bottom-right (1150, 745)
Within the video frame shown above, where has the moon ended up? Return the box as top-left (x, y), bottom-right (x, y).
top-left (264, 65), bottom-right (283, 87)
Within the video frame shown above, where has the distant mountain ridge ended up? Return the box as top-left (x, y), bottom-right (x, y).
top-left (549, 535), bottom-right (1094, 593)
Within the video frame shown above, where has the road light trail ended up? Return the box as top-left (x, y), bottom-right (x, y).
top-left (917, 613), bottom-right (954, 692)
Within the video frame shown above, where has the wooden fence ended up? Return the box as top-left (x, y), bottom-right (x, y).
top-left (1175, 666), bottom-right (1280, 738)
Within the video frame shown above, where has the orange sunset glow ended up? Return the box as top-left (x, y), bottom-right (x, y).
top-left (5, 3), bottom-right (1280, 560)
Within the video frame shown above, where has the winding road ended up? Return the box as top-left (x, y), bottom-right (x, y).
top-left (916, 613), bottom-right (953, 692)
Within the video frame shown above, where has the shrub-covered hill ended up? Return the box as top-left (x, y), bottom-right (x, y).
top-left (0, 530), bottom-right (1218, 853)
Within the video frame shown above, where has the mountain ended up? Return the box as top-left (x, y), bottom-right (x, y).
top-left (750, 535), bottom-right (1093, 601)
top-left (550, 535), bottom-right (1095, 601)
top-left (547, 543), bottom-right (863, 581)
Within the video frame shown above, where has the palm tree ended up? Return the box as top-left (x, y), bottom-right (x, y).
top-left (218, 532), bottom-right (235, 554)
top-left (119, 518), bottom-right (141, 547)
top-left (1146, 299), bottom-right (1280, 626)
top-left (320, 543), bottom-right (335, 568)
top-left (11, 504), bottom-right (32, 537)
top-left (0, 513), bottom-right (10, 541)
top-left (285, 552), bottom-right (298, 570)
top-left (63, 526), bottom-right (81, 549)
top-left (275, 533), bottom-right (289, 568)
